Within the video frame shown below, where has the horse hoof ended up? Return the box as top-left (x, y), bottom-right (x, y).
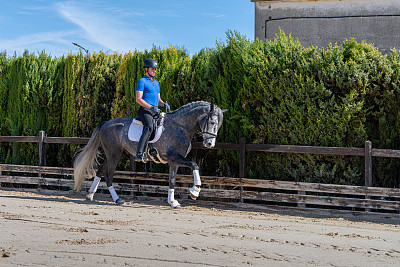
top-left (189, 186), bottom-right (201, 200)
top-left (86, 193), bottom-right (94, 201)
top-left (115, 198), bottom-right (125, 205)
top-left (169, 200), bottom-right (181, 208)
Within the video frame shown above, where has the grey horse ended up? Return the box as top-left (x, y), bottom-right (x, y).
top-left (73, 101), bottom-right (227, 208)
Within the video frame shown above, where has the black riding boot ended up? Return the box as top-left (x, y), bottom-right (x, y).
top-left (135, 126), bottom-right (151, 162)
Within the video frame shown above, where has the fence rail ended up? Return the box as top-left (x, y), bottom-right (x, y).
top-left (1, 164), bottom-right (399, 213)
top-left (1, 132), bottom-right (400, 214)
top-left (2, 132), bottom-right (400, 186)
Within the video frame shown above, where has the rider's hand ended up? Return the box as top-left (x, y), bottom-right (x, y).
top-left (150, 105), bottom-right (160, 114)
top-left (164, 102), bottom-right (170, 111)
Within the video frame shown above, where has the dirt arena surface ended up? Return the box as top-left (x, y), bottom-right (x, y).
top-left (1, 189), bottom-right (400, 266)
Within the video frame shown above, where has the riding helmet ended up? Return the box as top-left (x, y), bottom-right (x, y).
top-left (143, 58), bottom-right (159, 68)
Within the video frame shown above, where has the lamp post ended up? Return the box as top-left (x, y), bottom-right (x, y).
top-left (72, 42), bottom-right (88, 55)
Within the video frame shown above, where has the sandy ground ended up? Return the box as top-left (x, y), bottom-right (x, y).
top-left (0, 189), bottom-right (400, 267)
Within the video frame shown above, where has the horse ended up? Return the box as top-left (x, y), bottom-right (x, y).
top-left (73, 101), bottom-right (227, 208)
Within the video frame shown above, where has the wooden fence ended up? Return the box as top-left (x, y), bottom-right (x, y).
top-left (1, 131), bottom-right (400, 214)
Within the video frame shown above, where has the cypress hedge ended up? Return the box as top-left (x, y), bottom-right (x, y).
top-left (1, 31), bottom-right (400, 187)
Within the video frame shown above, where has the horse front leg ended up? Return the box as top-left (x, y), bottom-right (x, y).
top-left (168, 153), bottom-right (202, 202)
top-left (168, 165), bottom-right (181, 208)
top-left (190, 169), bottom-right (201, 200)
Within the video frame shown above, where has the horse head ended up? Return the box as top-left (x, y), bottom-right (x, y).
top-left (200, 102), bottom-right (228, 148)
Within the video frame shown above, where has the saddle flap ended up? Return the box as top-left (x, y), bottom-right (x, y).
top-left (128, 121), bottom-right (164, 143)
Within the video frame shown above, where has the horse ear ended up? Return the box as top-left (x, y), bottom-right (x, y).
top-left (221, 109), bottom-right (228, 113)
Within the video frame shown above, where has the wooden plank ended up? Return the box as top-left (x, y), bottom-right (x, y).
top-left (245, 143), bottom-right (365, 156)
top-left (372, 148), bottom-right (400, 158)
top-left (2, 176), bottom-right (399, 211)
top-left (0, 136), bottom-right (39, 143)
top-left (239, 178), bottom-right (400, 197)
top-left (44, 137), bottom-right (89, 144)
top-left (111, 183), bottom-right (239, 198)
top-left (0, 165), bottom-right (242, 186)
top-left (0, 164), bottom-right (74, 175)
top-left (4, 135), bottom-right (400, 159)
top-left (241, 191), bottom-right (400, 210)
top-left (0, 176), bottom-right (74, 187)
top-left (191, 142), bottom-right (240, 150)
top-left (2, 164), bottom-right (400, 197)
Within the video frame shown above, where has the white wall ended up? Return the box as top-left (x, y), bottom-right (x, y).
top-left (253, 0), bottom-right (400, 53)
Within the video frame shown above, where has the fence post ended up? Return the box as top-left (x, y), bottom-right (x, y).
top-left (239, 137), bottom-right (246, 203)
top-left (129, 155), bottom-right (136, 197)
top-left (364, 140), bottom-right (372, 187)
top-left (38, 131), bottom-right (47, 188)
top-left (364, 140), bottom-right (373, 212)
top-left (129, 155), bottom-right (136, 172)
top-left (38, 131), bottom-right (46, 166)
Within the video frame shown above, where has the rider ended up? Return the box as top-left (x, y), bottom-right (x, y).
top-left (134, 58), bottom-right (170, 162)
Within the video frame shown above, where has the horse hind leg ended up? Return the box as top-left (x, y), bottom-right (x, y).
top-left (108, 183), bottom-right (125, 205)
top-left (104, 152), bottom-right (125, 205)
top-left (86, 160), bottom-right (108, 202)
top-left (86, 176), bottom-right (101, 201)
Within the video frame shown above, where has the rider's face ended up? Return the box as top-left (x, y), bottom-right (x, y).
top-left (146, 67), bottom-right (157, 78)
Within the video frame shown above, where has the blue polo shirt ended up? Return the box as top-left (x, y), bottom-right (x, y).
top-left (136, 75), bottom-right (160, 107)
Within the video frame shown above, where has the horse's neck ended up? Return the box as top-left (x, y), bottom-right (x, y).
top-left (169, 105), bottom-right (208, 132)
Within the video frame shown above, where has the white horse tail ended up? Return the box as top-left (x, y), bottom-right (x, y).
top-left (73, 122), bottom-right (105, 191)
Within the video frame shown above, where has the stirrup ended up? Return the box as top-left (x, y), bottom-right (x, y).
top-left (134, 153), bottom-right (148, 163)
top-left (169, 199), bottom-right (181, 208)
top-left (189, 186), bottom-right (201, 200)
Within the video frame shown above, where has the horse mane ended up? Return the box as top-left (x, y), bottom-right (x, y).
top-left (169, 101), bottom-right (211, 115)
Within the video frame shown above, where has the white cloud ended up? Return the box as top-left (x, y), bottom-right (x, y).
top-left (0, 30), bottom-right (78, 56)
top-left (54, 1), bottom-right (159, 53)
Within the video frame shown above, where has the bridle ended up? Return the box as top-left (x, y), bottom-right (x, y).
top-left (199, 112), bottom-right (218, 139)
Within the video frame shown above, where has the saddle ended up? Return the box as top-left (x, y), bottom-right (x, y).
top-left (128, 112), bottom-right (167, 164)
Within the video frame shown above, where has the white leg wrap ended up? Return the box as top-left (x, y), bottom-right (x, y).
top-left (86, 192), bottom-right (94, 201)
top-left (108, 186), bottom-right (119, 202)
top-left (193, 170), bottom-right (201, 186)
top-left (168, 188), bottom-right (180, 208)
top-left (89, 176), bottom-right (101, 193)
top-left (168, 188), bottom-right (175, 203)
top-left (190, 185), bottom-right (201, 199)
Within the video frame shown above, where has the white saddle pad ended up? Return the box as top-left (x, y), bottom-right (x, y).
top-left (128, 120), bottom-right (164, 143)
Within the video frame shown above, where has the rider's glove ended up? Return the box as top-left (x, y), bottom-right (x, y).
top-left (164, 102), bottom-right (170, 111)
top-left (150, 105), bottom-right (160, 115)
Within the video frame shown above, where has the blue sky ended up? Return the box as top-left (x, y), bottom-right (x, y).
top-left (0, 0), bottom-right (254, 57)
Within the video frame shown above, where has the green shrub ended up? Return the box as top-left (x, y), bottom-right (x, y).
top-left (1, 31), bottom-right (400, 187)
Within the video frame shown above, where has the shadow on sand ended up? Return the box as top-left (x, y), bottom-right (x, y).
top-left (1, 188), bottom-right (399, 225)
